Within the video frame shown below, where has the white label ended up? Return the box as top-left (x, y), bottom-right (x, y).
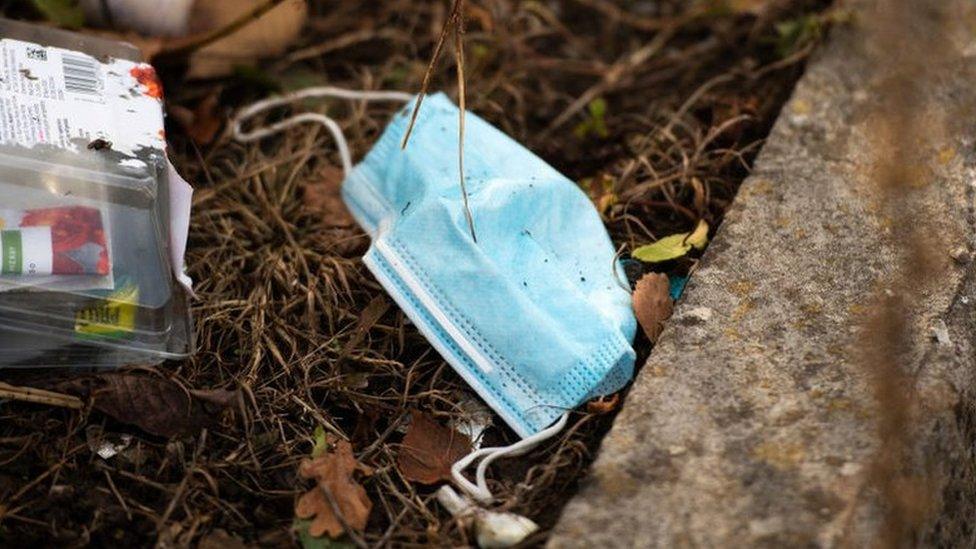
top-left (0, 226), bottom-right (53, 275)
top-left (17, 226), bottom-right (54, 275)
top-left (0, 38), bottom-right (166, 156)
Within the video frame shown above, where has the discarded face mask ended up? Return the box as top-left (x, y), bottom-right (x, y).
top-left (234, 88), bottom-right (637, 502)
top-left (342, 93), bottom-right (637, 436)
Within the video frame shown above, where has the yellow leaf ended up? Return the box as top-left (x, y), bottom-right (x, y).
top-left (687, 219), bottom-right (710, 250)
top-left (631, 220), bottom-right (709, 263)
top-left (597, 193), bottom-right (617, 215)
top-left (632, 234), bottom-right (693, 263)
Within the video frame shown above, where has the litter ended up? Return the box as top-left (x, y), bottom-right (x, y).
top-left (669, 274), bottom-right (690, 300)
top-left (0, 19), bottom-right (193, 368)
top-left (86, 425), bottom-right (132, 460)
top-left (0, 206), bottom-right (110, 275)
top-left (436, 485), bottom-right (539, 549)
top-left (234, 87), bottom-right (637, 504)
top-left (449, 393), bottom-right (494, 450)
top-left (342, 93), bottom-right (637, 440)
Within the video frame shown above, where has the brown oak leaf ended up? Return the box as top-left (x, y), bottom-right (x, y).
top-left (397, 411), bottom-right (472, 485)
top-left (633, 273), bottom-right (674, 343)
top-left (296, 440), bottom-right (373, 538)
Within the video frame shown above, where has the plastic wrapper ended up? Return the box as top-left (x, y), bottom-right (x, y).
top-left (0, 18), bottom-right (193, 368)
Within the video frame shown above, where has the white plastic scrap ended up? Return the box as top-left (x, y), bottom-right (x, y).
top-left (86, 427), bottom-right (132, 460)
top-left (166, 160), bottom-right (195, 295)
top-left (474, 511), bottom-right (540, 549)
top-left (436, 485), bottom-right (539, 549)
top-left (450, 394), bottom-right (494, 450)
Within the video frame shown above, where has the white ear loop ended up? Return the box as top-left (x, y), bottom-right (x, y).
top-left (451, 412), bottom-right (569, 504)
top-left (231, 86), bottom-right (414, 175)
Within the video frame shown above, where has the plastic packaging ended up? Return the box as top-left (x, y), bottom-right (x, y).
top-left (0, 19), bottom-right (192, 367)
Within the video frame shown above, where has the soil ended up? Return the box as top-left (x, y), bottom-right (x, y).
top-left (0, 1), bottom-right (831, 546)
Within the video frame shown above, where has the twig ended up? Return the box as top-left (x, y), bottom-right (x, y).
top-left (400, 0), bottom-right (477, 241)
top-left (0, 382), bottom-right (82, 410)
top-left (454, 0), bottom-right (477, 242)
top-left (539, 26), bottom-right (675, 139)
top-left (320, 482), bottom-right (369, 549)
top-left (103, 470), bottom-right (133, 520)
top-left (282, 28), bottom-right (407, 66)
top-left (749, 41), bottom-right (817, 80)
top-left (400, 0), bottom-right (466, 149)
top-left (157, 429), bottom-right (207, 530)
top-left (657, 73), bottom-right (735, 140)
top-left (568, 0), bottom-right (704, 32)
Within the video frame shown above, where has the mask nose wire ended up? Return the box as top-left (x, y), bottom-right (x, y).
top-left (451, 412), bottom-right (569, 504)
top-left (231, 86), bottom-right (414, 175)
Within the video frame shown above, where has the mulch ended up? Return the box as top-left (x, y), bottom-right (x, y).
top-left (0, 1), bottom-right (831, 546)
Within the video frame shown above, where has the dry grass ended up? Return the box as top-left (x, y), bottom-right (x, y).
top-left (0, 0), bottom-right (830, 546)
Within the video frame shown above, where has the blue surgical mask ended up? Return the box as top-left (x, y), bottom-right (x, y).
top-left (341, 93), bottom-right (637, 438)
top-left (233, 88), bottom-right (637, 503)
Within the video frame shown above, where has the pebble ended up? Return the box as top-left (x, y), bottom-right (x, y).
top-left (950, 246), bottom-right (971, 264)
top-left (931, 319), bottom-right (951, 345)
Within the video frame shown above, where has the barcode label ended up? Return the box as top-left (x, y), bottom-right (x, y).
top-left (1, 37), bottom-right (166, 156)
top-left (61, 52), bottom-right (101, 95)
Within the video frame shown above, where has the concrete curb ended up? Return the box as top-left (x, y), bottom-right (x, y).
top-left (549, 2), bottom-right (976, 546)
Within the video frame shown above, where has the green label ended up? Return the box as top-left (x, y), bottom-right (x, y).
top-left (1, 230), bottom-right (22, 275)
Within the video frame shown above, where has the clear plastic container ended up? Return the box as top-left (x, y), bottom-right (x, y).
top-left (0, 19), bottom-right (192, 367)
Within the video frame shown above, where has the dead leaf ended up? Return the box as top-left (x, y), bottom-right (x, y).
top-left (586, 393), bottom-right (621, 415)
top-left (580, 174), bottom-right (617, 216)
top-left (350, 406), bottom-right (381, 449)
top-left (50, 373), bottom-right (237, 438)
top-left (303, 165), bottom-right (355, 227)
top-left (186, 0), bottom-right (307, 79)
top-left (633, 273), bottom-right (674, 343)
top-left (198, 528), bottom-right (249, 549)
top-left (397, 411), bottom-right (472, 485)
top-left (467, 2), bottom-right (495, 32)
top-left (170, 90), bottom-right (223, 144)
top-left (296, 439), bottom-right (373, 538)
top-left (728, 0), bottom-right (771, 15)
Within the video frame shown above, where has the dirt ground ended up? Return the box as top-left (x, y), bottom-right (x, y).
top-left (0, 0), bottom-right (831, 546)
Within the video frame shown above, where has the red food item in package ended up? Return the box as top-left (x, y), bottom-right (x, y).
top-left (1, 206), bottom-right (110, 276)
